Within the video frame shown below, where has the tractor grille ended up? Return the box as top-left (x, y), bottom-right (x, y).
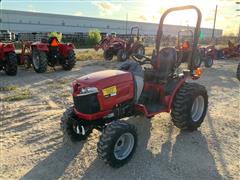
top-left (73, 94), bottom-right (100, 114)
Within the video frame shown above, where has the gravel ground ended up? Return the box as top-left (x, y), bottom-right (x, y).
top-left (0, 59), bottom-right (239, 180)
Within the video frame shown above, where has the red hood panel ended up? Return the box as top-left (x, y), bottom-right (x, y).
top-left (76, 70), bottom-right (133, 87)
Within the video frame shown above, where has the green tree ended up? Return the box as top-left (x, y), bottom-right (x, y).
top-left (87, 29), bottom-right (101, 46)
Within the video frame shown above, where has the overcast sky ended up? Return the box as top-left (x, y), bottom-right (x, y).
top-left (1, 0), bottom-right (239, 35)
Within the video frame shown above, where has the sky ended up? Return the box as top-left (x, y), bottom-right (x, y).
top-left (0, 0), bottom-right (239, 35)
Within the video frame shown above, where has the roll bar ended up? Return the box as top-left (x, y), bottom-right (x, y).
top-left (130, 26), bottom-right (140, 37)
top-left (155, 5), bottom-right (202, 65)
top-left (178, 29), bottom-right (193, 39)
top-left (177, 29), bottom-right (193, 48)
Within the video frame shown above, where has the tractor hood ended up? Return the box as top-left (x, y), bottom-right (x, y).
top-left (74, 70), bottom-right (133, 88)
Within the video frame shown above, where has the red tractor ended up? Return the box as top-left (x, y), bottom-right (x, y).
top-left (61, 6), bottom-right (208, 168)
top-left (176, 29), bottom-right (214, 68)
top-left (221, 40), bottom-right (240, 58)
top-left (199, 45), bottom-right (215, 67)
top-left (95, 27), bottom-right (145, 61)
top-left (18, 36), bottom-right (76, 73)
top-left (0, 42), bottom-right (18, 76)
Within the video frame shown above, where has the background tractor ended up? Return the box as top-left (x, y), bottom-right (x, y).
top-left (95, 27), bottom-right (145, 61)
top-left (61, 6), bottom-right (208, 168)
top-left (17, 32), bottom-right (76, 73)
top-left (0, 42), bottom-right (18, 76)
top-left (176, 29), bottom-right (214, 68)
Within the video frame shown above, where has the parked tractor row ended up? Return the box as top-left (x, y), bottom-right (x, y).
top-left (0, 35), bottom-right (76, 75)
top-left (2, 28), bottom-right (239, 76)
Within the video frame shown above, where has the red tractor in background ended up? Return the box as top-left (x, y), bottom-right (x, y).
top-left (95, 27), bottom-right (145, 61)
top-left (176, 29), bottom-right (214, 68)
top-left (221, 40), bottom-right (240, 58)
top-left (0, 42), bottom-right (18, 76)
top-left (61, 6), bottom-right (208, 168)
top-left (18, 34), bottom-right (76, 73)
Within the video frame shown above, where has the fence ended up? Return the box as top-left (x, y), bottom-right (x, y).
top-left (2, 31), bottom-right (239, 48)
top-left (0, 30), bottom-right (16, 41)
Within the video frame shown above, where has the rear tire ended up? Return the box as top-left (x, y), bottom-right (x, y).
top-left (103, 50), bottom-right (113, 61)
top-left (24, 55), bottom-right (32, 69)
top-left (60, 107), bottom-right (92, 143)
top-left (192, 50), bottom-right (202, 68)
top-left (237, 62), bottom-right (240, 81)
top-left (62, 50), bottom-right (76, 71)
top-left (204, 56), bottom-right (213, 68)
top-left (171, 83), bottom-right (208, 130)
top-left (32, 48), bottom-right (47, 73)
top-left (5, 52), bottom-right (17, 76)
top-left (117, 49), bottom-right (128, 62)
top-left (97, 121), bottom-right (137, 168)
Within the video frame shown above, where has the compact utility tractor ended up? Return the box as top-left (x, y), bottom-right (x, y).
top-left (95, 27), bottom-right (145, 61)
top-left (61, 6), bottom-right (208, 168)
top-left (176, 29), bottom-right (214, 68)
top-left (0, 42), bottom-right (18, 76)
top-left (18, 34), bottom-right (76, 73)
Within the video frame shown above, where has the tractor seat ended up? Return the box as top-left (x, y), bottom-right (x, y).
top-left (145, 47), bottom-right (177, 83)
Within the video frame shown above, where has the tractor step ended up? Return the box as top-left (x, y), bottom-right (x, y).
top-left (145, 103), bottom-right (167, 113)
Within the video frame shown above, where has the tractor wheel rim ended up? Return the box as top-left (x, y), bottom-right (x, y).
top-left (114, 132), bottom-right (134, 160)
top-left (33, 54), bottom-right (40, 69)
top-left (191, 95), bottom-right (205, 122)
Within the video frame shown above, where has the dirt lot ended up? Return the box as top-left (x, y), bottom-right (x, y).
top-left (0, 59), bottom-right (239, 180)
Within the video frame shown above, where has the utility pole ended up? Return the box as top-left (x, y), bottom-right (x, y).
top-left (237, 2), bottom-right (240, 41)
top-left (125, 13), bottom-right (128, 35)
top-left (212, 5), bottom-right (218, 40)
top-left (0, 0), bottom-right (2, 31)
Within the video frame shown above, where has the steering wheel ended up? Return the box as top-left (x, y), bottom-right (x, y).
top-left (131, 54), bottom-right (151, 65)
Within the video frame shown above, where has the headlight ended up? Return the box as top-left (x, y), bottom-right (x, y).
top-left (77, 87), bottom-right (98, 96)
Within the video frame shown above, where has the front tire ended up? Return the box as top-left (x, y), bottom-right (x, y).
top-left (60, 107), bottom-right (92, 143)
top-left (103, 50), bottom-right (113, 61)
top-left (62, 50), bottom-right (76, 71)
top-left (5, 52), bottom-right (17, 76)
top-left (97, 121), bottom-right (137, 168)
top-left (32, 48), bottom-right (48, 73)
top-left (204, 56), bottom-right (213, 68)
top-left (117, 49), bottom-right (128, 62)
top-left (171, 83), bottom-right (208, 130)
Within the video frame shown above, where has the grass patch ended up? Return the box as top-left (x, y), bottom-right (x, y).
top-left (2, 88), bottom-right (32, 101)
top-left (75, 47), bottom-right (155, 62)
top-left (0, 85), bottom-right (18, 91)
top-left (75, 50), bottom-right (103, 61)
top-left (145, 46), bottom-right (154, 56)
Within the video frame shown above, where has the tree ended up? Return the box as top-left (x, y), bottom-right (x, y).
top-left (86, 29), bottom-right (101, 46)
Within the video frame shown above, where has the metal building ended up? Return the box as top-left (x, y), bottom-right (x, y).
top-left (0, 9), bottom-right (222, 37)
